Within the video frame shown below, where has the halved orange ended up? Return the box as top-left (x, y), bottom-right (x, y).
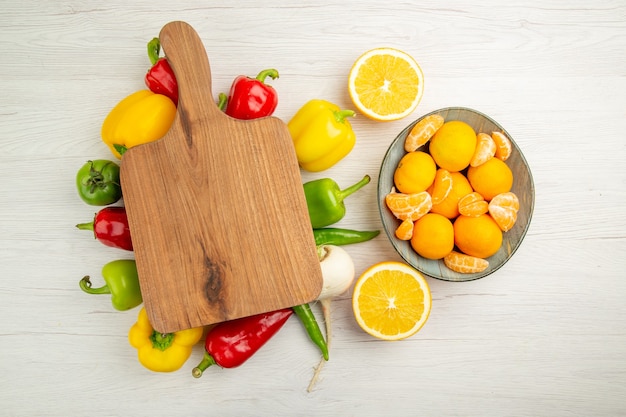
top-left (352, 261), bottom-right (431, 341)
top-left (443, 251), bottom-right (489, 274)
top-left (385, 188), bottom-right (432, 221)
top-left (348, 48), bottom-right (424, 121)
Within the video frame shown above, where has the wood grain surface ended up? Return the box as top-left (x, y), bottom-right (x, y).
top-left (120, 21), bottom-right (322, 332)
top-left (1, 1), bottom-right (625, 416)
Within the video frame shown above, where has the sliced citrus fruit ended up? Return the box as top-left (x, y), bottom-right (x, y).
top-left (491, 131), bottom-right (512, 161)
top-left (470, 132), bottom-right (496, 167)
top-left (458, 191), bottom-right (489, 217)
top-left (429, 168), bottom-right (453, 205)
top-left (404, 114), bottom-right (444, 152)
top-left (443, 251), bottom-right (489, 274)
top-left (352, 261), bottom-right (431, 341)
top-left (385, 188), bottom-right (432, 221)
top-left (348, 48), bottom-right (424, 121)
top-left (488, 192), bottom-right (520, 232)
top-left (395, 218), bottom-right (414, 240)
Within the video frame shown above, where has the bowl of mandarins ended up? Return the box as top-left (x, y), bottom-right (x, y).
top-left (377, 107), bottom-right (534, 281)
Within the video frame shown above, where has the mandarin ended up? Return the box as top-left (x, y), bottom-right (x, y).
top-left (429, 120), bottom-right (477, 172)
top-left (410, 213), bottom-right (454, 260)
top-left (453, 214), bottom-right (503, 259)
top-left (467, 157), bottom-right (513, 201)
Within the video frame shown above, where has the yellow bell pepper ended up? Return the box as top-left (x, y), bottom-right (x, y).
top-left (128, 307), bottom-right (204, 373)
top-left (101, 90), bottom-right (176, 159)
top-left (287, 99), bottom-right (356, 172)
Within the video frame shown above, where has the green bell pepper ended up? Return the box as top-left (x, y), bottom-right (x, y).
top-left (79, 259), bottom-right (142, 311)
top-left (75, 160), bottom-right (122, 206)
top-left (303, 175), bottom-right (371, 229)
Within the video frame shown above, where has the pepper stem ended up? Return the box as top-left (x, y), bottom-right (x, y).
top-left (338, 175), bottom-right (371, 202)
top-left (255, 68), bottom-right (279, 84)
top-left (147, 37), bottom-right (161, 65)
top-left (75, 221), bottom-right (95, 232)
top-left (79, 276), bottom-right (111, 295)
top-left (192, 352), bottom-right (217, 378)
top-left (333, 109), bottom-right (356, 124)
top-left (217, 93), bottom-right (228, 112)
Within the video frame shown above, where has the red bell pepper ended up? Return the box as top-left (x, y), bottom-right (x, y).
top-left (224, 68), bottom-right (279, 119)
top-left (192, 308), bottom-right (293, 378)
top-left (145, 38), bottom-right (179, 106)
top-left (76, 206), bottom-right (133, 251)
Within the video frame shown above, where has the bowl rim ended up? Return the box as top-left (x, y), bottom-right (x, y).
top-left (377, 106), bottom-right (535, 282)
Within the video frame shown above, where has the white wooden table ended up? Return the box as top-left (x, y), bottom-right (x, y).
top-left (2, 1), bottom-right (625, 416)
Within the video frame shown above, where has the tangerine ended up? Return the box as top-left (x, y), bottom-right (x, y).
top-left (453, 214), bottom-right (503, 259)
top-left (467, 157), bottom-right (513, 201)
top-left (410, 213), bottom-right (454, 260)
top-left (393, 151), bottom-right (437, 194)
top-left (429, 120), bottom-right (477, 172)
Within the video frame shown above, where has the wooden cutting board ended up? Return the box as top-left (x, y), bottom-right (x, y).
top-left (120, 21), bottom-right (322, 333)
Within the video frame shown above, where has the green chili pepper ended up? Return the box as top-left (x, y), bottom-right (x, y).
top-left (79, 259), bottom-right (142, 311)
top-left (313, 227), bottom-right (380, 246)
top-left (293, 304), bottom-right (329, 361)
top-left (304, 175), bottom-right (371, 229)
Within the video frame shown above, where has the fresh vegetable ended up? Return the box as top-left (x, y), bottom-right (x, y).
top-left (129, 307), bottom-right (204, 372)
top-left (101, 89), bottom-right (176, 158)
top-left (224, 68), bottom-right (279, 120)
top-left (313, 227), bottom-right (380, 246)
top-left (76, 206), bottom-right (133, 251)
top-left (288, 99), bottom-right (356, 172)
top-left (192, 308), bottom-right (293, 378)
top-left (293, 304), bottom-right (328, 361)
top-left (304, 175), bottom-right (371, 228)
top-left (145, 38), bottom-right (178, 106)
top-left (79, 259), bottom-right (142, 311)
top-left (75, 160), bottom-right (122, 206)
top-left (308, 244), bottom-right (355, 392)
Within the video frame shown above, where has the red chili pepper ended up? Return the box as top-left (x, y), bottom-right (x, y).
top-left (192, 308), bottom-right (293, 378)
top-left (224, 68), bottom-right (279, 120)
top-left (76, 206), bottom-right (133, 251)
top-left (144, 38), bottom-right (179, 106)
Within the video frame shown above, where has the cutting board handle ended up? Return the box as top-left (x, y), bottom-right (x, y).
top-left (159, 21), bottom-right (222, 120)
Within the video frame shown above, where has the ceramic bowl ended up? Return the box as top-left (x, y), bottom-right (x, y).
top-left (378, 107), bottom-right (535, 281)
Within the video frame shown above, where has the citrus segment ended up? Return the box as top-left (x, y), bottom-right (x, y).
top-left (453, 214), bottom-right (503, 259)
top-left (429, 171), bottom-right (474, 219)
top-left (470, 132), bottom-right (496, 167)
top-left (410, 213), bottom-right (454, 260)
top-left (385, 188), bottom-right (432, 221)
top-left (352, 261), bottom-right (431, 341)
top-left (429, 168), bottom-right (453, 205)
top-left (404, 114), bottom-right (444, 152)
top-left (467, 157), bottom-right (513, 201)
top-left (491, 131), bottom-right (512, 161)
top-left (393, 151), bottom-right (437, 194)
top-left (443, 251), bottom-right (489, 274)
top-left (488, 192), bottom-right (520, 232)
top-left (429, 120), bottom-right (477, 172)
top-left (395, 218), bottom-right (414, 240)
top-left (458, 192), bottom-right (489, 217)
top-left (348, 48), bottom-right (424, 121)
